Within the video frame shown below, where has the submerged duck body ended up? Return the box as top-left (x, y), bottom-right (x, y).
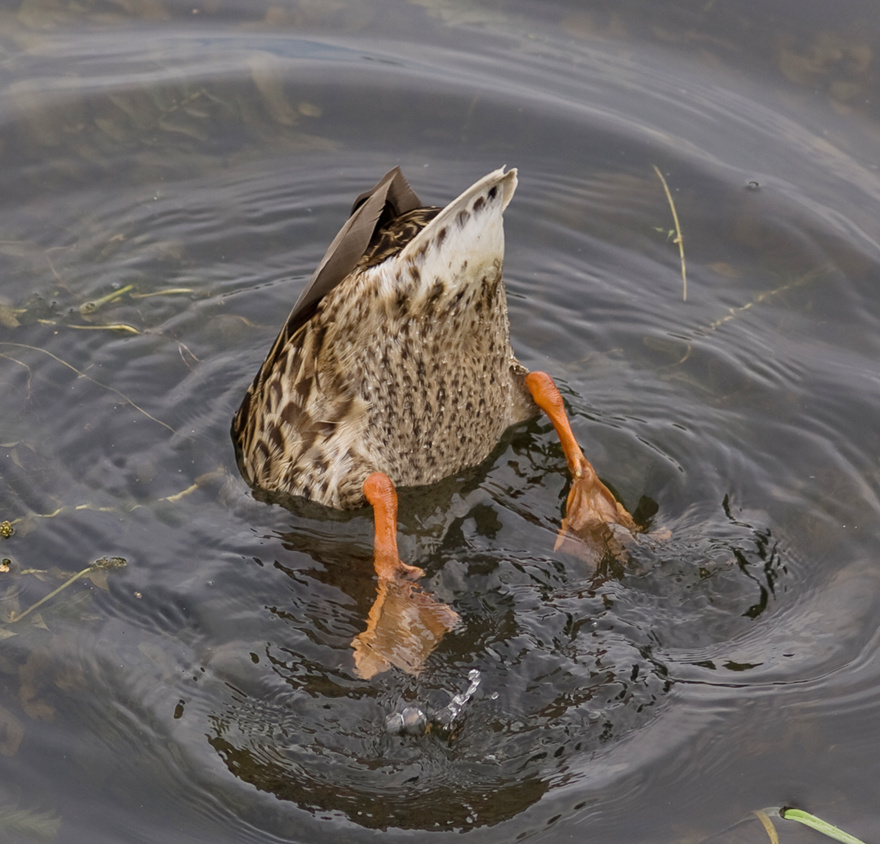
top-left (233, 166), bottom-right (639, 677)
top-left (232, 167), bottom-right (536, 509)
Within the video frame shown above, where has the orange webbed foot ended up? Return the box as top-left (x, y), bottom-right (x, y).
top-left (353, 472), bottom-right (458, 679)
top-left (525, 371), bottom-right (638, 560)
top-left (558, 453), bottom-right (637, 541)
top-left (555, 452), bottom-right (638, 560)
top-left (352, 579), bottom-right (460, 679)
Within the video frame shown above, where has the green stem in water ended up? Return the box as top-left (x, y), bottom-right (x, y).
top-left (79, 284), bottom-right (134, 314)
top-left (9, 557), bottom-right (126, 624)
top-left (781, 808), bottom-right (866, 844)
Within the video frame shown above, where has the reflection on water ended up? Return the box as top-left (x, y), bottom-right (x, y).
top-left (1, 0), bottom-right (880, 842)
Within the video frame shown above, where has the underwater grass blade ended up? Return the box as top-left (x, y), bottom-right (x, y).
top-left (653, 164), bottom-right (687, 301)
top-left (0, 804), bottom-right (61, 843)
top-left (753, 809), bottom-right (780, 843)
top-left (60, 322), bottom-right (141, 334)
top-left (2, 469), bottom-right (225, 531)
top-left (8, 557), bottom-right (126, 624)
top-left (0, 342), bottom-right (173, 432)
top-left (78, 284), bottom-right (134, 314)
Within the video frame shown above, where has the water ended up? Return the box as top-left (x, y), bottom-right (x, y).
top-left (1, 0), bottom-right (879, 841)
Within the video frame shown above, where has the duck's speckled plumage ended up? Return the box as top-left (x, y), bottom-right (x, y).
top-left (232, 167), bottom-right (537, 509)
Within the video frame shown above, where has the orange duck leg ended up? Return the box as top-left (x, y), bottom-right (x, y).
top-left (362, 472), bottom-right (425, 581)
top-left (525, 372), bottom-right (638, 556)
top-left (351, 472), bottom-right (459, 679)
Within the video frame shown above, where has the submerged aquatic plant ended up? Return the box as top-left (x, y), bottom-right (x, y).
top-left (0, 803), bottom-right (61, 843)
top-left (7, 556), bottom-right (126, 625)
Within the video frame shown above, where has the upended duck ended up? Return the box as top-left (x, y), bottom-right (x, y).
top-left (232, 166), bottom-right (638, 678)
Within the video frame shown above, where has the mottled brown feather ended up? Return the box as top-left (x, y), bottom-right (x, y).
top-left (232, 167), bottom-right (536, 509)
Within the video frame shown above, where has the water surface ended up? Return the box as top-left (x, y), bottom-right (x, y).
top-left (1, 1), bottom-right (879, 842)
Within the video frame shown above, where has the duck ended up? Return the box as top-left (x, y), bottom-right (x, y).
top-left (232, 166), bottom-right (638, 677)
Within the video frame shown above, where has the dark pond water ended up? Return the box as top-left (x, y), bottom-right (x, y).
top-left (1, 0), bottom-right (880, 842)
